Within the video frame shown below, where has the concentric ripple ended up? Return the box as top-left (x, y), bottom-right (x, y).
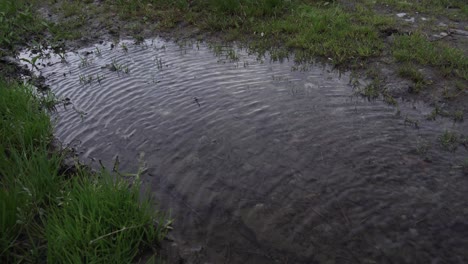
top-left (25, 38), bottom-right (468, 263)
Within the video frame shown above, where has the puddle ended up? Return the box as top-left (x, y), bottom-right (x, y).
top-left (21, 39), bottom-right (468, 263)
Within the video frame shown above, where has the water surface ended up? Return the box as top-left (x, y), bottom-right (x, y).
top-left (25, 39), bottom-right (468, 263)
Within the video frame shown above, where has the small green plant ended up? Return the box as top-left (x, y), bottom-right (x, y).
top-left (95, 46), bottom-right (102, 56)
top-left (79, 56), bottom-right (91, 67)
top-left (415, 139), bottom-right (430, 156)
top-left (397, 64), bottom-right (430, 93)
top-left (79, 74), bottom-right (93, 85)
top-left (40, 90), bottom-right (59, 110)
top-left (383, 92), bottom-right (397, 106)
top-left (20, 55), bottom-right (41, 71)
top-left (404, 116), bottom-right (420, 129)
top-left (109, 59), bottom-right (130, 75)
top-left (121, 43), bottom-right (128, 52)
top-left (439, 130), bottom-right (459, 151)
top-left (360, 79), bottom-right (380, 99)
top-left (156, 58), bottom-right (163, 69)
top-left (427, 105), bottom-right (442, 120)
top-left (453, 110), bottom-right (464, 122)
top-left (227, 49), bottom-right (239, 61)
top-left (133, 35), bottom-right (144, 45)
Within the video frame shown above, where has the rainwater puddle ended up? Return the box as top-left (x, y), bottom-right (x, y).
top-left (22, 39), bottom-right (468, 263)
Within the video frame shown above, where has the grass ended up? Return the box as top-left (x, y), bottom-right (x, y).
top-left (397, 64), bottom-right (428, 93)
top-left (392, 33), bottom-right (468, 80)
top-left (0, 80), bottom-right (167, 263)
top-left (0, 1), bottom-right (47, 54)
top-left (439, 130), bottom-right (459, 151)
top-left (453, 110), bottom-right (464, 122)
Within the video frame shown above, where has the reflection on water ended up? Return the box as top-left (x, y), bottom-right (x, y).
top-left (24, 39), bottom-right (468, 263)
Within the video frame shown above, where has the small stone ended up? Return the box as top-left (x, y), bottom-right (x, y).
top-left (396, 13), bottom-right (407, 18)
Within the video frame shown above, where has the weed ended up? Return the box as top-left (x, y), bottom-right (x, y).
top-left (383, 92), bottom-right (398, 106)
top-left (360, 79), bottom-right (380, 99)
top-left (427, 105), bottom-right (442, 120)
top-left (109, 59), bottom-right (130, 75)
top-left (40, 90), bottom-right (59, 110)
top-left (404, 116), bottom-right (420, 129)
top-left (439, 130), bottom-right (459, 151)
top-left (79, 74), bottom-right (93, 85)
top-left (79, 56), bottom-right (91, 68)
top-left (415, 139), bottom-right (430, 156)
top-left (398, 64), bottom-right (424, 82)
top-left (20, 55), bottom-right (41, 71)
top-left (453, 110), bottom-right (464, 122)
top-left (122, 42), bottom-right (128, 52)
top-left (95, 46), bottom-right (102, 56)
top-left (134, 35), bottom-right (145, 45)
top-left (155, 57), bottom-right (164, 69)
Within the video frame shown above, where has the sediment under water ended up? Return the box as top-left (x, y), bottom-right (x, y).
top-left (22, 39), bottom-right (468, 263)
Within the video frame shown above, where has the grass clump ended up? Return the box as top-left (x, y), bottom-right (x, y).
top-left (439, 130), bottom-right (459, 151)
top-left (270, 4), bottom-right (386, 64)
top-left (0, 0), bottom-right (48, 57)
top-left (397, 64), bottom-right (428, 93)
top-left (392, 33), bottom-right (468, 80)
top-left (46, 171), bottom-right (166, 263)
top-left (0, 80), bottom-right (167, 263)
top-left (452, 110), bottom-right (464, 122)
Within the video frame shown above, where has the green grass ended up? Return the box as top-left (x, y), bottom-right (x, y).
top-left (265, 4), bottom-right (387, 64)
top-left (0, 0), bottom-right (47, 56)
top-left (392, 33), bottom-right (468, 80)
top-left (0, 80), bottom-right (167, 263)
top-left (439, 130), bottom-right (459, 151)
top-left (397, 64), bottom-right (428, 93)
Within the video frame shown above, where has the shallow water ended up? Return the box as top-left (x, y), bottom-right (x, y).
top-left (23, 39), bottom-right (468, 263)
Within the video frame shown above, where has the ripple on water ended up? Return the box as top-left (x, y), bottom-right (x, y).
top-left (24, 38), bottom-right (468, 263)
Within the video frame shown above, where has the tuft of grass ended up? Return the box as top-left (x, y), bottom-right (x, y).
top-left (398, 64), bottom-right (424, 83)
top-left (0, 0), bottom-right (48, 56)
top-left (439, 130), bottom-right (459, 151)
top-left (392, 33), bottom-right (468, 80)
top-left (269, 4), bottom-right (387, 65)
top-left (360, 78), bottom-right (381, 99)
top-left (46, 169), bottom-right (166, 263)
top-left (452, 110), bottom-right (464, 122)
top-left (0, 80), bottom-right (167, 263)
top-left (398, 64), bottom-right (428, 93)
